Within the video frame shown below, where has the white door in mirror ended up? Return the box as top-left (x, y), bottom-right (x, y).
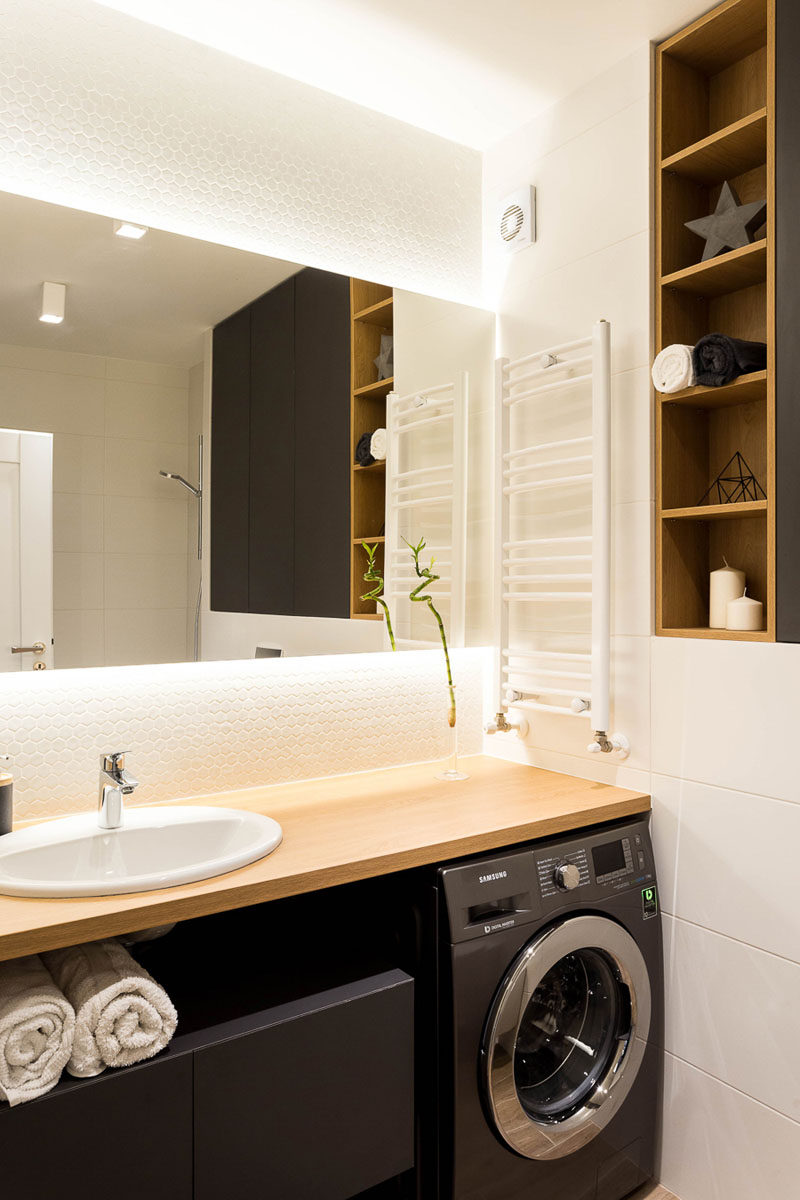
top-left (0, 806), bottom-right (283, 897)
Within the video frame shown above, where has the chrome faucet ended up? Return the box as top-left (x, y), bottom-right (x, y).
top-left (98, 752), bottom-right (138, 830)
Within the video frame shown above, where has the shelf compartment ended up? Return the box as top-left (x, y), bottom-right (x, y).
top-left (661, 239), bottom-right (767, 296)
top-left (354, 297), bottom-right (394, 327)
top-left (662, 108), bottom-right (767, 184)
top-left (659, 0), bottom-right (767, 160)
top-left (353, 536), bottom-right (385, 545)
top-left (660, 508), bottom-right (768, 633)
top-left (658, 626), bottom-right (772, 641)
top-left (660, 396), bottom-right (767, 512)
top-left (353, 461), bottom-right (386, 472)
top-left (350, 537), bottom-right (385, 618)
top-left (660, 370), bottom-right (767, 408)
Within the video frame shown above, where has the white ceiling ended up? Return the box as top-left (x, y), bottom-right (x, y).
top-left (0, 192), bottom-right (301, 366)
top-left (93, 0), bottom-right (712, 149)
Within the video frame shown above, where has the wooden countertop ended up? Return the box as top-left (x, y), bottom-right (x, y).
top-left (0, 756), bottom-right (650, 962)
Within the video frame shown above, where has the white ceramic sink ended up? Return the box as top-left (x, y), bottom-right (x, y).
top-left (0, 806), bottom-right (283, 898)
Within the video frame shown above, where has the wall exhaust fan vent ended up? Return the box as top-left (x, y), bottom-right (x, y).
top-left (497, 186), bottom-right (535, 253)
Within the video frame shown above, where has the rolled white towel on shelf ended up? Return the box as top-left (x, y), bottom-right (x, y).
top-left (43, 940), bottom-right (177, 1078)
top-left (651, 344), bottom-right (695, 393)
top-left (370, 427), bottom-right (387, 461)
top-left (0, 954), bottom-right (75, 1106)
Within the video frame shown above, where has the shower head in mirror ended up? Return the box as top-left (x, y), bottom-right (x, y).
top-left (159, 470), bottom-right (201, 498)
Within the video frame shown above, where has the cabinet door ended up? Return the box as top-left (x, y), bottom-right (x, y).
top-left (249, 277), bottom-right (296, 615)
top-left (293, 268), bottom-right (351, 618)
top-left (194, 972), bottom-right (414, 1200)
top-left (211, 305), bottom-right (252, 613)
top-left (0, 1052), bottom-right (193, 1200)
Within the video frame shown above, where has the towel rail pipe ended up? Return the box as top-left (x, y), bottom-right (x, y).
top-left (504, 436), bottom-right (592, 462)
top-left (508, 354), bottom-right (592, 387)
top-left (504, 473), bottom-right (592, 496)
top-left (504, 372), bottom-right (592, 406)
top-left (505, 335), bottom-right (592, 370)
top-left (591, 319), bottom-right (611, 735)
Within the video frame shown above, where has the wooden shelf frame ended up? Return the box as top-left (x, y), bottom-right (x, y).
top-left (655, 0), bottom-right (775, 642)
top-left (350, 279), bottom-right (393, 620)
top-left (661, 107), bottom-right (767, 183)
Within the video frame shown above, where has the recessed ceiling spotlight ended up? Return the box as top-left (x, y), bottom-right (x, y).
top-left (39, 281), bottom-right (66, 325)
top-left (113, 219), bottom-right (148, 239)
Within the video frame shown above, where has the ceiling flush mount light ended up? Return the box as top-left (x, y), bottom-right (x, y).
top-left (39, 281), bottom-right (66, 325)
top-left (113, 219), bottom-right (148, 239)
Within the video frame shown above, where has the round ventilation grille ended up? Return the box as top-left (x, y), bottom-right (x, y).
top-left (500, 203), bottom-right (525, 242)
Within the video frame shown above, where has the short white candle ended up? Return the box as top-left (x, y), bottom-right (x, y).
top-left (726, 589), bottom-right (763, 632)
top-left (709, 558), bottom-right (745, 628)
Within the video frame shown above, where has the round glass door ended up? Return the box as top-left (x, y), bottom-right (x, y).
top-left (481, 916), bottom-right (651, 1161)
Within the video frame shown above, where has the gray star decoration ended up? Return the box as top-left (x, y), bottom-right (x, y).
top-left (685, 181), bottom-right (766, 262)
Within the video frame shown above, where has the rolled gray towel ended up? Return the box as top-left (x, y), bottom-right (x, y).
top-left (692, 334), bottom-right (767, 387)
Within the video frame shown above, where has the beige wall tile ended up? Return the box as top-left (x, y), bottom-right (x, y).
top-left (53, 492), bottom-right (103, 553)
top-left (53, 552), bottom-right (104, 611)
top-left (104, 607), bottom-right (189, 666)
top-left (52, 433), bottom-right (104, 495)
top-left (105, 378), bottom-right (188, 444)
top-left (104, 495), bottom-right (188, 556)
top-left (53, 608), bottom-right (104, 669)
top-left (104, 553), bottom-right (189, 610)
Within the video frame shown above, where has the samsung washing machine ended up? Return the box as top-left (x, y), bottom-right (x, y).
top-left (429, 814), bottom-right (662, 1200)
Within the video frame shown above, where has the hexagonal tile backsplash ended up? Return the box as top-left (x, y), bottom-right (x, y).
top-left (0, 649), bottom-right (487, 820)
top-left (1, 0), bottom-right (482, 304)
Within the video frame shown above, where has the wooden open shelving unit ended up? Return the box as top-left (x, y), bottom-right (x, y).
top-left (655, 0), bottom-right (775, 640)
top-left (349, 278), bottom-right (394, 619)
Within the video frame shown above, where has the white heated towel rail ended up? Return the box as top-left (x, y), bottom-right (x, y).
top-left (492, 321), bottom-right (627, 754)
top-left (384, 373), bottom-right (468, 648)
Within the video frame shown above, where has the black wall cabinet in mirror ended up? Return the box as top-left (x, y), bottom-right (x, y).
top-left (211, 267), bottom-right (350, 619)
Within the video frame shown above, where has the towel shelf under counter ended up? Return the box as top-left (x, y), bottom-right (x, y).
top-left (0, 898), bottom-right (414, 1200)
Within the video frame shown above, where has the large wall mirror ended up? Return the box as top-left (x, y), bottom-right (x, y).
top-left (0, 190), bottom-right (493, 671)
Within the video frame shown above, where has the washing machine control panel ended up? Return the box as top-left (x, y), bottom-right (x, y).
top-left (537, 849), bottom-right (590, 898)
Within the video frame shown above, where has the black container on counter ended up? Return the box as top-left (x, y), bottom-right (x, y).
top-left (0, 770), bottom-right (11, 835)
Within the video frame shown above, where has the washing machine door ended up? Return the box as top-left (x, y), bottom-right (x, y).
top-left (481, 914), bottom-right (651, 1161)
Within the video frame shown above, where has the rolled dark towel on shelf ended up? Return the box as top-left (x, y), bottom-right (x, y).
top-left (355, 431), bottom-right (375, 466)
top-left (692, 333), bottom-right (767, 388)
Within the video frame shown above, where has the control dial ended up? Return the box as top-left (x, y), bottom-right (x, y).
top-left (554, 863), bottom-right (581, 891)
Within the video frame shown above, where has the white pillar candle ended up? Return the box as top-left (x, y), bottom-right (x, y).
top-left (726, 589), bottom-right (763, 632)
top-left (709, 558), bottom-right (745, 628)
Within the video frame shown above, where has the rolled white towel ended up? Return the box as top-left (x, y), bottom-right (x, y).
top-left (651, 344), bottom-right (695, 393)
top-left (43, 940), bottom-right (177, 1078)
top-left (0, 954), bottom-right (75, 1106)
top-left (370, 427), bottom-right (387, 461)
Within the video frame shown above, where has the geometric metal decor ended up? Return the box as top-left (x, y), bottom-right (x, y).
top-left (698, 451), bottom-right (767, 505)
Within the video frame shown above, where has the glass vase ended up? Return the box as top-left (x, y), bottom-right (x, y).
top-left (437, 686), bottom-right (469, 781)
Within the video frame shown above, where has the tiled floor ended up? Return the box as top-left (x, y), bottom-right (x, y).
top-left (632, 1185), bottom-right (679, 1200)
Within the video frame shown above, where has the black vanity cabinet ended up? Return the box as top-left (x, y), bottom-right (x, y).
top-left (211, 267), bottom-right (351, 619)
top-left (0, 967), bottom-right (413, 1200)
top-left (0, 1052), bottom-right (194, 1200)
top-left (194, 971), bottom-right (414, 1200)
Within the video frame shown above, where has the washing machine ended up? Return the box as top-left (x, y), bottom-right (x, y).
top-left (430, 814), bottom-right (662, 1200)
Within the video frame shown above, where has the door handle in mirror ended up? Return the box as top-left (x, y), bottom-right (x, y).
top-left (11, 642), bottom-right (46, 655)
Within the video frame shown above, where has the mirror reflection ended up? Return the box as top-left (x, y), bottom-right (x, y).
top-left (0, 191), bottom-right (493, 671)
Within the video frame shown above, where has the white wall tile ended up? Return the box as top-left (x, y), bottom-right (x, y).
top-left (104, 607), bottom-right (188, 666)
top-left (0, 341), bottom-right (105, 379)
top-left (53, 492), bottom-right (103, 553)
top-left (53, 552), bottom-right (103, 611)
top-left (486, 98), bottom-right (649, 286)
top-left (104, 438), bottom-right (189, 500)
top-left (0, 365), bottom-right (105, 435)
top-left (483, 48), bottom-right (651, 192)
top-left (104, 495), bottom-right (187, 556)
top-left (105, 553), bottom-right (189, 611)
top-left (661, 1053), bottom-right (800, 1200)
top-left (105, 358), bottom-right (189, 389)
top-left (652, 638), bottom-right (800, 803)
top-left (662, 773), bottom-right (800, 963)
top-left (105, 380), bottom-right (188, 445)
top-left (612, 366), bottom-right (653, 505)
top-left (495, 233), bottom-right (651, 375)
top-left (664, 915), bottom-right (800, 1122)
top-left (53, 608), bottom-right (104, 669)
top-left (52, 433), bottom-right (104, 495)
top-left (614, 501), bottom-right (653, 638)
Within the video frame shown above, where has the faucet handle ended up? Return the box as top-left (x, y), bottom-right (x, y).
top-left (101, 751), bottom-right (128, 774)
